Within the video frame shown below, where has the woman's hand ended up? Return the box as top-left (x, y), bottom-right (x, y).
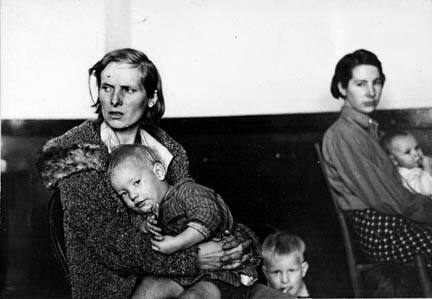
top-left (220, 229), bottom-right (252, 269)
top-left (197, 230), bottom-right (252, 271)
top-left (197, 239), bottom-right (225, 270)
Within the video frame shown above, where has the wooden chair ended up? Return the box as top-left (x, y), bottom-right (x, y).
top-left (47, 189), bottom-right (70, 289)
top-left (416, 254), bottom-right (432, 297)
top-left (314, 142), bottom-right (372, 296)
top-left (314, 142), bottom-right (432, 297)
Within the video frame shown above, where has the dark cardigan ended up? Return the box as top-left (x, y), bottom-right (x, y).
top-left (37, 120), bottom-right (200, 298)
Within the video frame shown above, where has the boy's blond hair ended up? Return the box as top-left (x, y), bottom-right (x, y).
top-left (262, 231), bottom-right (306, 265)
top-left (107, 144), bottom-right (161, 180)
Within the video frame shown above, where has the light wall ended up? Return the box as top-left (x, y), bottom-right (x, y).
top-left (1, 0), bottom-right (106, 119)
top-left (2, 0), bottom-right (432, 119)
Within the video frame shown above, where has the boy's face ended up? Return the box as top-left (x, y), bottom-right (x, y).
top-left (263, 253), bottom-right (308, 296)
top-left (389, 134), bottom-right (423, 169)
top-left (110, 158), bottom-right (167, 214)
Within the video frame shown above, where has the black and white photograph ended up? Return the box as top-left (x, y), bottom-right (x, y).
top-left (2, 0), bottom-right (432, 298)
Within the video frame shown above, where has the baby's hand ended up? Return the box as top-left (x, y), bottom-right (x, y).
top-left (421, 155), bottom-right (432, 175)
top-left (150, 235), bottom-right (180, 255)
top-left (140, 214), bottom-right (162, 236)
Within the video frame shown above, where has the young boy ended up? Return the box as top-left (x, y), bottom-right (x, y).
top-left (381, 130), bottom-right (432, 197)
top-left (262, 232), bottom-right (309, 298)
top-left (108, 144), bottom-right (258, 299)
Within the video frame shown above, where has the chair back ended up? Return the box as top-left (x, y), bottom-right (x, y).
top-left (48, 189), bottom-right (70, 287)
top-left (314, 142), bottom-right (371, 297)
top-left (415, 253), bottom-right (432, 297)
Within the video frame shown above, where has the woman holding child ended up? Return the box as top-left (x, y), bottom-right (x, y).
top-left (322, 49), bottom-right (432, 269)
top-left (37, 48), bottom-right (292, 298)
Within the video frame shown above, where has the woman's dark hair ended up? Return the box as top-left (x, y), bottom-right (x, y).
top-left (89, 48), bottom-right (165, 125)
top-left (330, 49), bottom-right (386, 99)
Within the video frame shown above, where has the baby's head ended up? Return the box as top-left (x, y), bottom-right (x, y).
top-left (262, 232), bottom-right (308, 296)
top-left (380, 130), bottom-right (423, 169)
top-left (108, 144), bottom-right (169, 214)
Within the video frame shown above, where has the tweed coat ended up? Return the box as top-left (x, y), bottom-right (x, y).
top-left (38, 120), bottom-right (200, 298)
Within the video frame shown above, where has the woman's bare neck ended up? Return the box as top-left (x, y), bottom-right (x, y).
top-left (113, 125), bottom-right (139, 144)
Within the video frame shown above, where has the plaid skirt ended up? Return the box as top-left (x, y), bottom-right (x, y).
top-left (347, 209), bottom-right (432, 269)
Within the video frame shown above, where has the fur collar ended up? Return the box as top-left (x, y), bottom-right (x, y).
top-left (37, 143), bottom-right (106, 189)
top-left (37, 119), bottom-right (174, 189)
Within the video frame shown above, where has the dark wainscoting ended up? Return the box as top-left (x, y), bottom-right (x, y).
top-left (2, 107), bottom-right (432, 298)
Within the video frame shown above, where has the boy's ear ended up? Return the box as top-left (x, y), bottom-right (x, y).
top-left (337, 82), bottom-right (347, 98)
top-left (153, 162), bottom-right (166, 180)
top-left (262, 265), bottom-right (269, 280)
top-left (301, 261), bottom-right (309, 278)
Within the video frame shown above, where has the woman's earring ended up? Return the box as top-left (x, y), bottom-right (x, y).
top-left (148, 89), bottom-right (158, 108)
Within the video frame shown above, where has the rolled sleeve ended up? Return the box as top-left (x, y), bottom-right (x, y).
top-left (187, 222), bottom-right (210, 238)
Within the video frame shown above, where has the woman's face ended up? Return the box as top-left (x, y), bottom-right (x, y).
top-left (338, 64), bottom-right (383, 115)
top-left (99, 62), bottom-right (148, 130)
